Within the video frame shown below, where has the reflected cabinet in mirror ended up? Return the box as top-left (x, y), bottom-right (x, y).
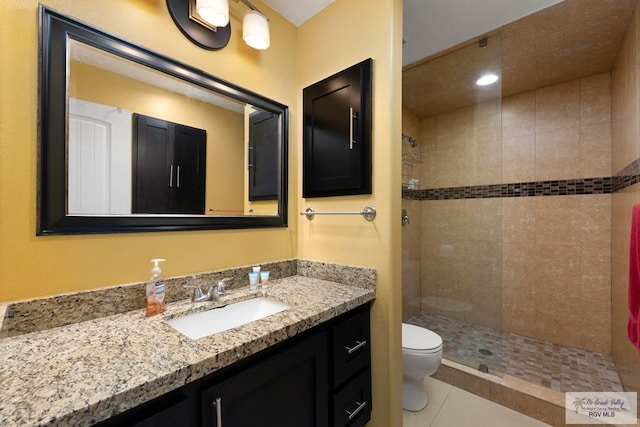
top-left (38, 6), bottom-right (288, 235)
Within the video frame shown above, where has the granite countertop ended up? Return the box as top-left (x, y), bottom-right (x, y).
top-left (0, 275), bottom-right (375, 426)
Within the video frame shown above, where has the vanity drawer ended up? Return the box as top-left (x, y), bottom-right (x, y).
top-left (332, 369), bottom-right (372, 427)
top-left (332, 306), bottom-right (370, 387)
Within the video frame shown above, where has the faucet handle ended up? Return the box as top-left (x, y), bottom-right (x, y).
top-left (217, 277), bottom-right (233, 295)
top-left (184, 285), bottom-right (204, 302)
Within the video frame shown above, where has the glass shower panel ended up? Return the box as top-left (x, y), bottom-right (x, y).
top-left (402, 34), bottom-right (504, 375)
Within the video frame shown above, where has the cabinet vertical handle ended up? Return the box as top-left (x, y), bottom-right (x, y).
top-left (345, 340), bottom-right (367, 355)
top-left (212, 397), bottom-right (222, 426)
top-left (169, 165), bottom-right (174, 188)
top-left (176, 166), bottom-right (180, 188)
top-left (346, 401), bottom-right (367, 420)
top-left (349, 107), bottom-right (358, 150)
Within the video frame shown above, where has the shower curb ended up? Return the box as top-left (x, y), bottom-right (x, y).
top-left (433, 358), bottom-right (572, 426)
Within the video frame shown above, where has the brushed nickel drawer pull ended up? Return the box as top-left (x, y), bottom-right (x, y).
top-left (212, 397), bottom-right (222, 426)
top-left (346, 400), bottom-right (366, 420)
top-left (349, 107), bottom-right (357, 150)
top-left (345, 340), bottom-right (367, 355)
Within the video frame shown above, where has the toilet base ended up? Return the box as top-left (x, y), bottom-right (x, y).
top-left (402, 374), bottom-right (427, 411)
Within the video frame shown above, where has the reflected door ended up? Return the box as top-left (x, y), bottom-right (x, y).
top-left (68, 99), bottom-right (132, 215)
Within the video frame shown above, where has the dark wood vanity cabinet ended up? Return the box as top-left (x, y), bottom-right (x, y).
top-left (132, 114), bottom-right (206, 214)
top-left (303, 59), bottom-right (372, 198)
top-left (95, 304), bottom-right (371, 427)
top-left (330, 306), bottom-right (372, 427)
top-left (201, 330), bottom-right (329, 427)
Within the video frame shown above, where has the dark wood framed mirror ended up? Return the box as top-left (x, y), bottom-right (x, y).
top-left (38, 6), bottom-right (288, 235)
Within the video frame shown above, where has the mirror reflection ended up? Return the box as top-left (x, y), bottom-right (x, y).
top-left (68, 40), bottom-right (278, 217)
top-left (39, 6), bottom-right (287, 234)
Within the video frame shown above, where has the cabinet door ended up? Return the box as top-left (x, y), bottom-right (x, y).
top-left (248, 111), bottom-right (279, 201)
top-left (303, 59), bottom-right (372, 198)
top-left (201, 332), bottom-right (329, 427)
top-left (173, 124), bottom-right (206, 214)
top-left (132, 114), bottom-right (173, 213)
top-left (93, 390), bottom-right (195, 427)
top-left (132, 114), bottom-right (206, 214)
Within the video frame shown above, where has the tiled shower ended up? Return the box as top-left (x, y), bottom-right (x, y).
top-left (402, 0), bottom-right (640, 398)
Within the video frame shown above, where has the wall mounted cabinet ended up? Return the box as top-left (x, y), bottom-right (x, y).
top-left (248, 110), bottom-right (279, 201)
top-left (132, 114), bottom-right (206, 214)
top-left (303, 59), bottom-right (372, 198)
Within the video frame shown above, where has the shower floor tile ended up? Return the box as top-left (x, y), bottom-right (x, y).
top-left (407, 312), bottom-right (624, 393)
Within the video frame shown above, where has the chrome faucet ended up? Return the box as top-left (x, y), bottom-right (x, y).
top-left (185, 278), bottom-right (233, 303)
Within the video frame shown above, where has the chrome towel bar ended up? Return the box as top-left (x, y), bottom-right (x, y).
top-left (300, 206), bottom-right (376, 221)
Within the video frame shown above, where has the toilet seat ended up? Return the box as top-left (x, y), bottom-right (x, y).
top-left (402, 323), bottom-right (443, 354)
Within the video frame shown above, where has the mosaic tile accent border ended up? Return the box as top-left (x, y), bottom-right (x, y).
top-left (403, 158), bottom-right (640, 200)
top-left (613, 157), bottom-right (640, 192)
top-left (403, 177), bottom-right (613, 200)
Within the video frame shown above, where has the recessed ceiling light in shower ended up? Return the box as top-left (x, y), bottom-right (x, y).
top-left (476, 73), bottom-right (499, 86)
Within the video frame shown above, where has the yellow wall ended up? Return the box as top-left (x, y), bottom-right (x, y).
top-left (297, 0), bottom-right (403, 425)
top-left (0, 0), bottom-right (298, 301)
top-left (0, 0), bottom-right (403, 424)
top-left (70, 61), bottom-right (245, 214)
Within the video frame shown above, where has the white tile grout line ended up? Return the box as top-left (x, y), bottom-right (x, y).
top-left (429, 381), bottom-right (454, 427)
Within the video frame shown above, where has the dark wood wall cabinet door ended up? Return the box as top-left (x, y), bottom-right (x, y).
top-left (248, 110), bottom-right (279, 201)
top-left (132, 114), bottom-right (206, 214)
top-left (303, 59), bottom-right (372, 198)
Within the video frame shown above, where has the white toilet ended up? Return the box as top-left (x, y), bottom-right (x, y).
top-left (402, 323), bottom-right (443, 411)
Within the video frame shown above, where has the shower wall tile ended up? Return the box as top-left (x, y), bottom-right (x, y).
top-left (402, 107), bottom-right (422, 186)
top-left (501, 91), bottom-right (536, 138)
top-left (535, 128), bottom-right (581, 181)
top-left (611, 0), bottom-right (640, 396)
top-left (502, 133), bottom-right (535, 183)
top-left (535, 80), bottom-right (580, 134)
top-left (612, 7), bottom-right (639, 173)
top-left (420, 199), bottom-right (502, 330)
top-left (501, 197), bottom-right (536, 243)
top-left (503, 195), bottom-right (612, 352)
top-left (580, 73), bottom-right (612, 126)
top-left (580, 123), bottom-right (612, 177)
top-left (402, 199), bottom-right (422, 322)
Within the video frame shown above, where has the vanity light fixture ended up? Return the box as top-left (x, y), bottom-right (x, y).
top-left (476, 73), bottom-right (499, 86)
top-left (167, 0), bottom-right (270, 51)
top-left (243, 9), bottom-right (270, 50)
top-left (196, 0), bottom-right (229, 27)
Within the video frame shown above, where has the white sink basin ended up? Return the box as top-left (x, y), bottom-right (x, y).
top-left (167, 297), bottom-right (290, 340)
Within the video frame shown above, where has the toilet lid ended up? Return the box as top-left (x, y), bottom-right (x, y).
top-left (402, 323), bottom-right (443, 351)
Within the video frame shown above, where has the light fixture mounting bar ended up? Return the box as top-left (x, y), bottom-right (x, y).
top-left (239, 0), bottom-right (262, 13)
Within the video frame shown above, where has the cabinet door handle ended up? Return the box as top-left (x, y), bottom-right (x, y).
top-left (345, 339), bottom-right (367, 355)
top-left (349, 107), bottom-right (358, 150)
top-left (176, 165), bottom-right (180, 188)
top-left (169, 165), bottom-right (174, 188)
top-left (212, 397), bottom-right (222, 426)
top-left (346, 400), bottom-right (367, 420)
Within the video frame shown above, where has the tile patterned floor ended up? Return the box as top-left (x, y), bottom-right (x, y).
top-left (407, 312), bottom-right (624, 393)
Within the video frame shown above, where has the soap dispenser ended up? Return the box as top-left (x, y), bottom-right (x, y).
top-left (145, 258), bottom-right (166, 317)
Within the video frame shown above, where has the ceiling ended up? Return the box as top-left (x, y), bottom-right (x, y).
top-left (262, 0), bottom-right (334, 26)
top-left (403, 0), bottom-right (638, 118)
top-left (262, 0), bottom-right (639, 119)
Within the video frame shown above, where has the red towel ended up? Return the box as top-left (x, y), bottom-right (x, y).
top-left (628, 204), bottom-right (640, 352)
